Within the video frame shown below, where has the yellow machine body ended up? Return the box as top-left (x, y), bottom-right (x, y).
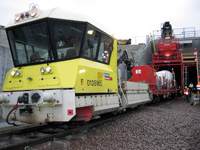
top-left (2, 40), bottom-right (118, 94)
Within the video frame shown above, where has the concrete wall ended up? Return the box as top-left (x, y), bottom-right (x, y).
top-left (0, 27), bottom-right (13, 123)
top-left (118, 44), bottom-right (142, 60)
top-left (0, 27), bottom-right (14, 91)
top-left (134, 42), bottom-right (153, 66)
top-left (179, 37), bottom-right (200, 53)
top-left (118, 36), bottom-right (153, 66)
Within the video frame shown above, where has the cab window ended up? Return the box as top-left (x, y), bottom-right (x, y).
top-left (52, 21), bottom-right (85, 60)
top-left (82, 28), bottom-right (100, 59)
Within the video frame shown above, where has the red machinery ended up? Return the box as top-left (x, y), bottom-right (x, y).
top-left (152, 22), bottom-right (182, 64)
top-left (152, 21), bottom-right (183, 97)
top-left (132, 65), bottom-right (177, 103)
top-left (152, 37), bottom-right (181, 64)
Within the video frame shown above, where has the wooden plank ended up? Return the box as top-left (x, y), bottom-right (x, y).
top-left (183, 60), bottom-right (196, 63)
top-left (182, 53), bottom-right (194, 55)
top-left (182, 56), bottom-right (194, 59)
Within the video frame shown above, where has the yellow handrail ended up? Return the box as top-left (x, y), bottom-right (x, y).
top-left (150, 33), bottom-right (156, 53)
top-left (36, 103), bottom-right (56, 107)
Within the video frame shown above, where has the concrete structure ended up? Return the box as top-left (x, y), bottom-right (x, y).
top-left (0, 26), bottom-right (14, 91)
top-left (117, 35), bottom-right (153, 66)
top-left (0, 26), bottom-right (13, 123)
top-left (118, 44), bottom-right (142, 61)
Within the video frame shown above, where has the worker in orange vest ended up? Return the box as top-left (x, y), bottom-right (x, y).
top-left (184, 86), bottom-right (190, 103)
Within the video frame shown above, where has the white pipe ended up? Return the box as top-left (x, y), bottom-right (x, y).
top-left (0, 94), bottom-right (9, 103)
top-left (43, 92), bottom-right (54, 102)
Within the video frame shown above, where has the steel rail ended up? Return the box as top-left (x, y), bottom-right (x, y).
top-left (0, 115), bottom-right (121, 150)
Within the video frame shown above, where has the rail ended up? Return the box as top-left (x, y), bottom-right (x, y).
top-left (0, 115), bottom-right (122, 150)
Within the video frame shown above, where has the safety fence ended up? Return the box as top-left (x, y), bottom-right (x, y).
top-left (152, 27), bottom-right (200, 39)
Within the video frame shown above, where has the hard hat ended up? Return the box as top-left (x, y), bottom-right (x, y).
top-left (195, 48), bottom-right (197, 50)
top-left (185, 86), bottom-right (187, 88)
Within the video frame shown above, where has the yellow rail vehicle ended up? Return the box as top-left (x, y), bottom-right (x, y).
top-left (0, 6), bottom-right (151, 124)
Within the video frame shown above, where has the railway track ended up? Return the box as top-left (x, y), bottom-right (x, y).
top-left (0, 99), bottom-right (177, 150)
top-left (0, 114), bottom-right (121, 150)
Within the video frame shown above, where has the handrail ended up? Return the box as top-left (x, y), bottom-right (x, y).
top-left (153, 27), bottom-right (199, 40)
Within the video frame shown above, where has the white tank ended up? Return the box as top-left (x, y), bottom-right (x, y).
top-left (156, 70), bottom-right (173, 89)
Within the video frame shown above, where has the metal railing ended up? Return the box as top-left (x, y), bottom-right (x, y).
top-left (153, 27), bottom-right (200, 40)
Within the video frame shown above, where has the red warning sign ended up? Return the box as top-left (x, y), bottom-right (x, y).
top-left (105, 77), bottom-right (112, 81)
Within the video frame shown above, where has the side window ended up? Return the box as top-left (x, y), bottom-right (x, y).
top-left (82, 28), bottom-right (100, 59)
top-left (97, 34), bottom-right (113, 64)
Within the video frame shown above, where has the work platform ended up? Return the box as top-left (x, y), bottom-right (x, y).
top-left (151, 28), bottom-right (200, 96)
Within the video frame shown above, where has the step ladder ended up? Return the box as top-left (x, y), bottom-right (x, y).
top-left (182, 53), bottom-right (196, 64)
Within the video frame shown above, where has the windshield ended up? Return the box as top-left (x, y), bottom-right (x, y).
top-left (52, 21), bottom-right (85, 60)
top-left (7, 21), bottom-right (54, 66)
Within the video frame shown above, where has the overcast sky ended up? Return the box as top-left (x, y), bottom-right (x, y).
top-left (0, 0), bottom-right (200, 43)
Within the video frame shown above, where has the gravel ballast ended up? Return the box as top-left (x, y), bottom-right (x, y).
top-left (68, 98), bottom-right (200, 150)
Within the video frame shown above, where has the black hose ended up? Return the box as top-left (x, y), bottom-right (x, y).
top-left (6, 107), bottom-right (18, 126)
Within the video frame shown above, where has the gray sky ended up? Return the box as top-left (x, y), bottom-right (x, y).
top-left (0, 0), bottom-right (200, 43)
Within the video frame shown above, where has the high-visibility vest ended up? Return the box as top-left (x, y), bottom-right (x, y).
top-left (184, 89), bottom-right (189, 95)
top-left (197, 83), bottom-right (200, 90)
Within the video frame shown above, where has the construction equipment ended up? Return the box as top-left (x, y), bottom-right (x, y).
top-left (132, 65), bottom-right (177, 103)
top-left (117, 39), bottom-right (131, 45)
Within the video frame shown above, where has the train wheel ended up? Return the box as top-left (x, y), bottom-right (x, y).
top-left (156, 96), bottom-right (161, 103)
top-left (152, 96), bottom-right (160, 104)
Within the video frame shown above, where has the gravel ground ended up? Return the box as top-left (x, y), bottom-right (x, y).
top-left (67, 98), bottom-right (200, 150)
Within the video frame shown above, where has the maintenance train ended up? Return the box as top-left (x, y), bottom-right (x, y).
top-left (0, 6), bottom-right (152, 124)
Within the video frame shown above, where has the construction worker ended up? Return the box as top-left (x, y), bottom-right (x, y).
top-left (184, 86), bottom-right (190, 103)
top-left (189, 82), bottom-right (194, 91)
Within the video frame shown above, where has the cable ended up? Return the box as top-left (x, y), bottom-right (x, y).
top-left (6, 103), bottom-right (19, 126)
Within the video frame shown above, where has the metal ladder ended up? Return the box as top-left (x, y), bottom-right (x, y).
top-left (183, 66), bottom-right (188, 86)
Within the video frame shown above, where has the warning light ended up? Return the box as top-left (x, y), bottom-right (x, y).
top-left (25, 12), bottom-right (30, 18)
top-left (20, 13), bottom-right (25, 19)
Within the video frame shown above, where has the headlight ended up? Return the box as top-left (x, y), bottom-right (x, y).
top-left (16, 70), bottom-right (21, 76)
top-left (46, 66), bottom-right (51, 73)
top-left (11, 71), bottom-right (16, 76)
top-left (40, 67), bottom-right (45, 74)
